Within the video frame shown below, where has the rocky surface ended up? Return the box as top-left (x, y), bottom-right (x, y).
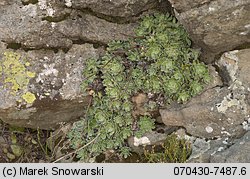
top-left (0, 44), bottom-right (98, 129)
top-left (1, 0), bottom-right (250, 163)
top-left (128, 126), bottom-right (178, 154)
top-left (210, 131), bottom-right (250, 163)
top-left (170, 0), bottom-right (250, 63)
top-left (0, 0), bottom-right (168, 129)
top-left (0, 2), bottom-right (137, 51)
top-left (128, 49), bottom-right (250, 162)
top-left (187, 131), bottom-right (250, 163)
top-left (160, 49), bottom-right (250, 138)
top-left (70, 0), bottom-right (159, 18)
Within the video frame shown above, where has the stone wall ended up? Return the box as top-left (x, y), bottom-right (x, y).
top-left (170, 0), bottom-right (250, 63)
top-left (0, 0), bottom-right (167, 129)
top-left (0, 0), bottom-right (249, 130)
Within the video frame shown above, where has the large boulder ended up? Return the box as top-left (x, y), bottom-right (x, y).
top-left (169, 0), bottom-right (250, 63)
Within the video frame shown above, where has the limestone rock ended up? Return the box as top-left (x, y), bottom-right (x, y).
top-left (210, 131), bottom-right (250, 162)
top-left (188, 138), bottom-right (211, 162)
top-left (160, 49), bottom-right (250, 138)
top-left (128, 129), bottom-right (175, 154)
top-left (70, 0), bottom-right (159, 18)
top-left (168, 0), bottom-right (211, 13)
top-left (0, 44), bottom-right (99, 129)
top-left (171, 0), bottom-right (250, 63)
top-left (0, 0), bottom-right (166, 129)
top-left (0, 1), bottom-right (137, 51)
top-left (0, 2), bottom-right (72, 50)
top-left (56, 12), bottom-right (136, 45)
top-left (187, 136), bottom-right (234, 163)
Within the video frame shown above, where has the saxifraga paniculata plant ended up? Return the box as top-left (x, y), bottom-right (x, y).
top-left (68, 13), bottom-right (211, 161)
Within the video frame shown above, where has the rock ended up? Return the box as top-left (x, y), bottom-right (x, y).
top-left (168, 0), bottom-right (211, 13)
top-left (187, 136), bottom-right (234, 162)
top-left (0, 0), bottom-right (167, 129)
top-left (170, 0), bottom-right (250, 63)
top-left (0, 0), bottom-right (9, 6)
top-left (234, 49), bottom-right (250, 89)
top-left (132, 93), bottom-right (149, 117)
top-left (128, 128), bottom-right (176, 154)
top-left (160, 49), bottom-right (250, 138)
top-left (0, 2), bottom-right (72, 50)
top-left (187, 138), bottom-right (211, 163)
top-left (56, 12), bottom-right (136, 45)
top-left (0, 44), bottom-right (99, 129)
top-left (0, 2), bottom-right (137, 51)
top-left (210, 131), bottom-right (250, 162)
top-left (70, 0), bottom-right (159, 18)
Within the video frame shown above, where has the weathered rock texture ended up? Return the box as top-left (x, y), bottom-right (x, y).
top-left (71, 0), bottom-right (159, 18)
top-left (170, 0), bottom-right (250, 63)
top-left (1, 0), bottom-right (250, 133)
top-left (0, 0), bottom-right (166, 129)
top-left (0, 44), bottom-right (98, 129)
top-left (210, 131), bottom-right (250, 163)
top-left (187, 131), bottom-right (250, 163)
top-left (160, 49), bottom-right (250, 138)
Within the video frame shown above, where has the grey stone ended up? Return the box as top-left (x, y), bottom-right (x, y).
top-left (187, 136), bottom-right (234, 163)
top-left (70, 0), bottom-right (159, 18)
top-left (187, 138), bottom-right (211, 162)
top-left (168, 0), bottom-right (211, 13)
top-left (210, 131), bottom-right (250, 162)
top-left (128, 131), bottom-right (172, 154)
top-left (189, 138), bottom-right (210, 159)
top-left (0, 44), bottom-right (99, 129)
top-left (56, 12), bottom-right (137, 45)
top-left (0, 2), bottom-right (137, 50)
top-left (0, 2), bottom-right (72, 50)
top-left (171, 0), bottom-right (250, 63)
top-left (236, 49), bottom-right (250, 89)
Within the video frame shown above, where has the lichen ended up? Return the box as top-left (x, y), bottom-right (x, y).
top-left (215, 51), bottom-right (248, 115)
top-left (22, 92), bottom-right (36, 104)
top-left (0, 51), bottom-right (36, 105)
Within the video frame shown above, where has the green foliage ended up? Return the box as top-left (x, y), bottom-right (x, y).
top-left (135, 116), bottom-right (155, 138)
top-left (68, 13), bottom-right (210, 162)
top-left (143, 134), bottom-right (192, 163)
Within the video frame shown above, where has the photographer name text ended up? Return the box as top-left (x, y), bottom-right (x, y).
top-left (1, 166), bottom-right (104, 177)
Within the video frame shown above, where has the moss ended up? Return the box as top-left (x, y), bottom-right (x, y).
top-left (0, 51), bottom-right (36, 104)
top-left (143, 134), bottom-right (192, 163)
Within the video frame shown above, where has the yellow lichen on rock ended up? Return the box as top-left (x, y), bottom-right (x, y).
top-left (0, 51), bottom-right (36, 104)
top-left (22, 92), bottom-right (36, 104)
top-left (26, 71), bottom-right (36, 78)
